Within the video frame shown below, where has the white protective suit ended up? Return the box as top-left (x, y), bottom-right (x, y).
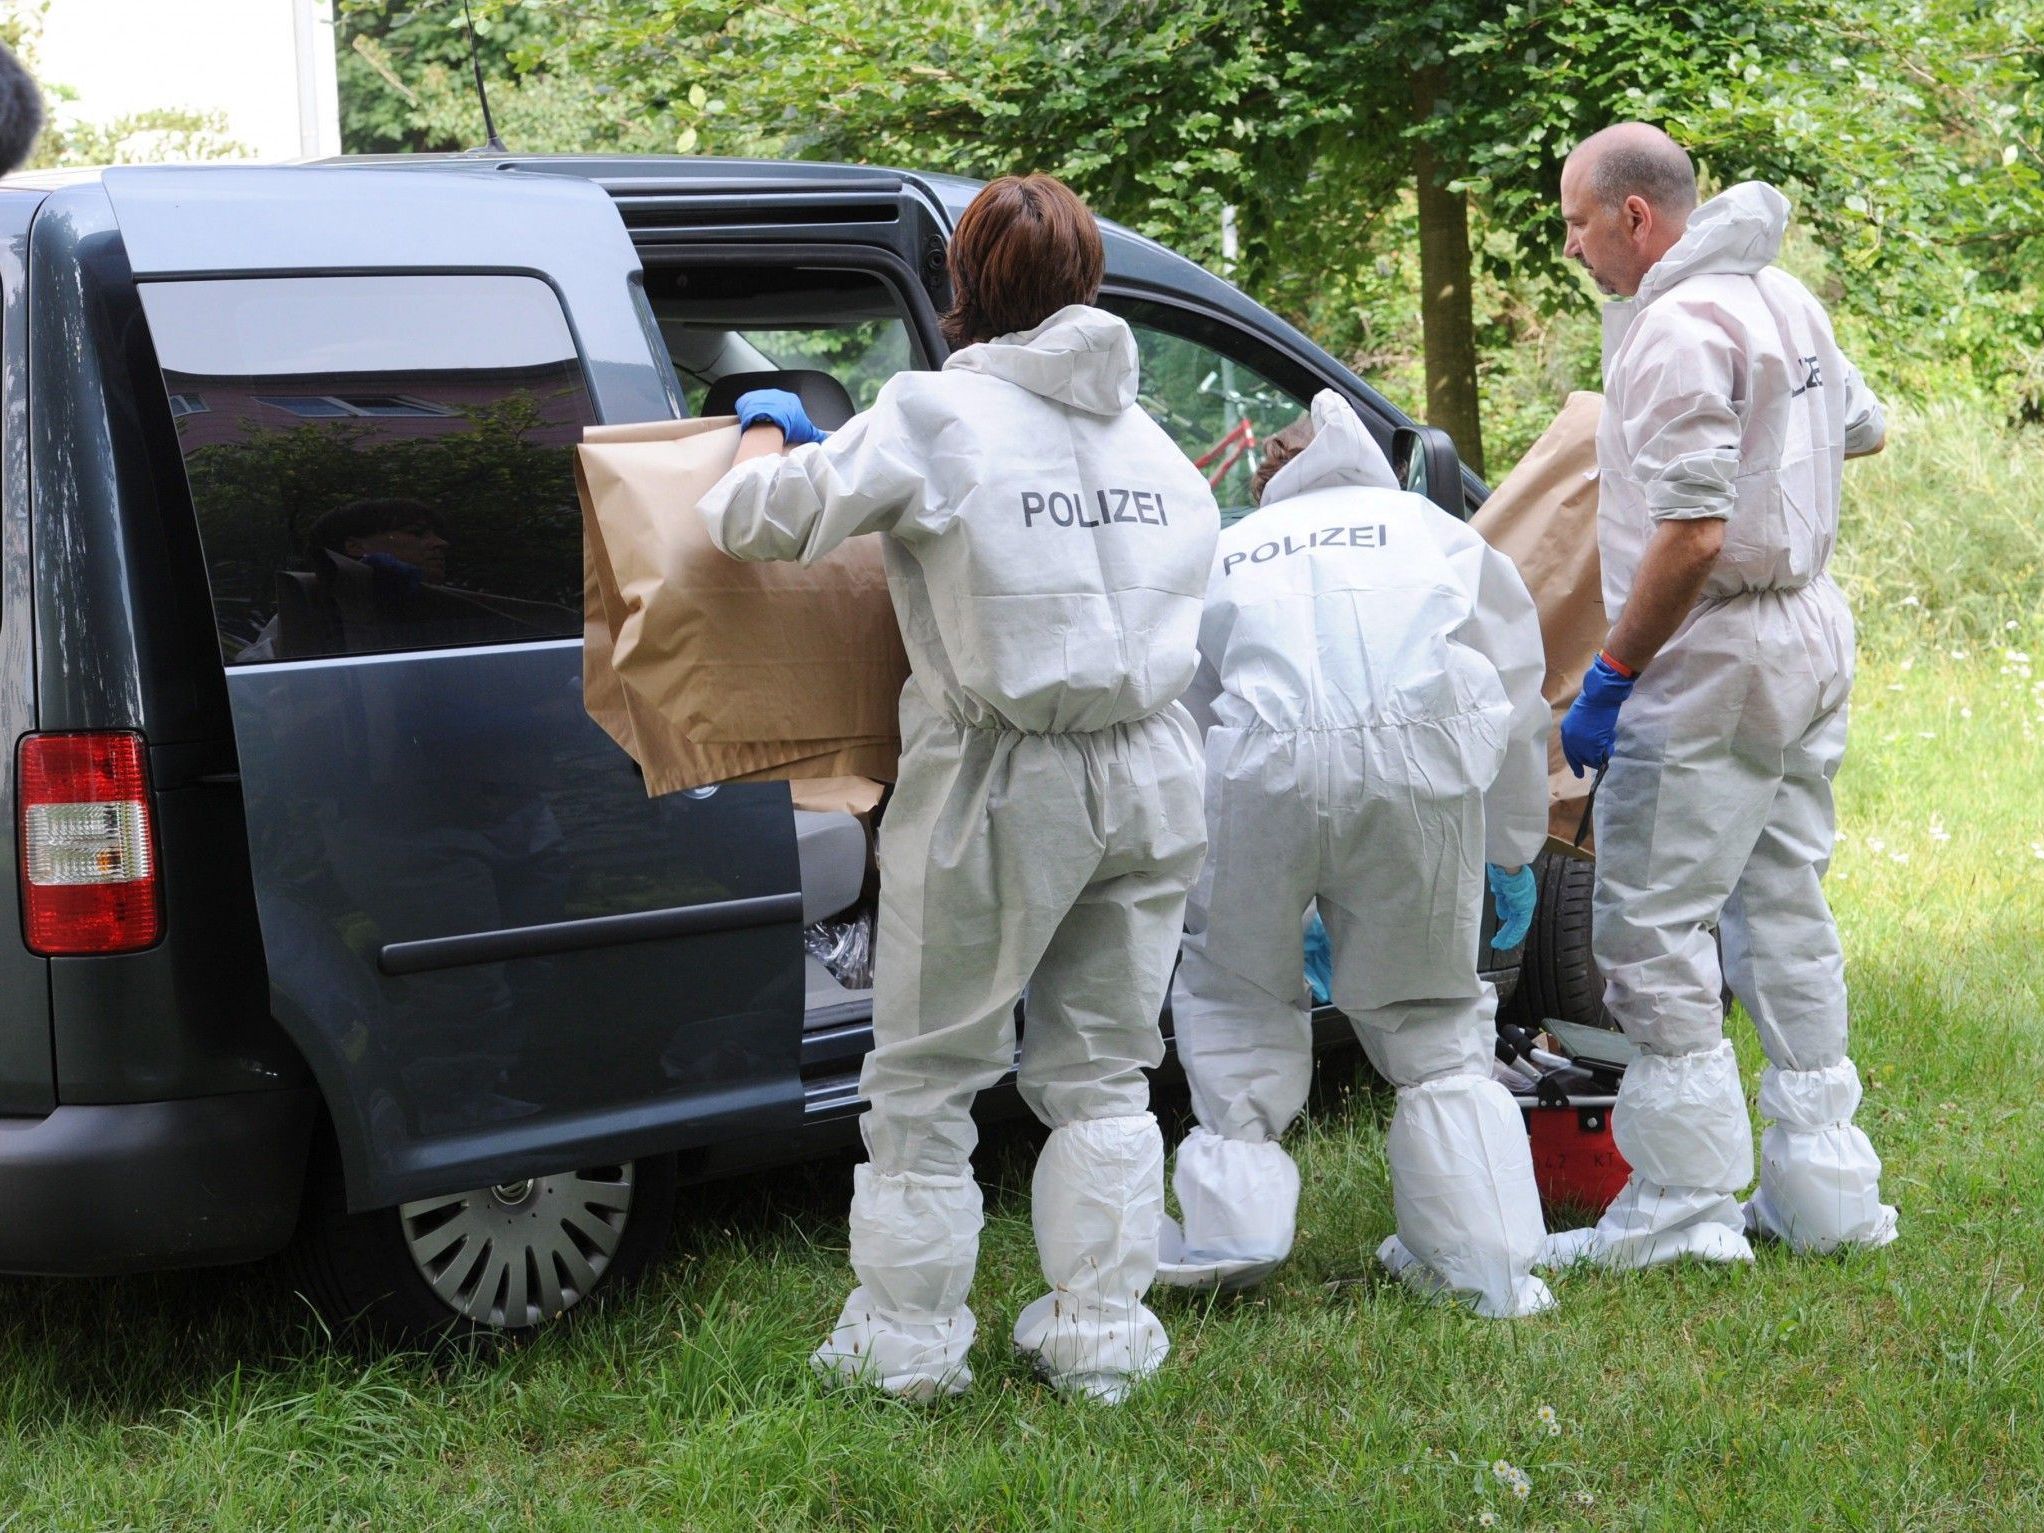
top-left (1550, 183), bottom-right (1898, 1270)
top-left (1159, 390), bottom-right (1556, 1317)
top-left (699, 305), bottom-right (1219, 1400)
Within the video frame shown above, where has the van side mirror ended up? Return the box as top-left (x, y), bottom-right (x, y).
top-left (1391, 425), bottom-right (1465, 516)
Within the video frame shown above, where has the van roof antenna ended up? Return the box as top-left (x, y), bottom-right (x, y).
top-left (460, 0), bottom-right (509, 156)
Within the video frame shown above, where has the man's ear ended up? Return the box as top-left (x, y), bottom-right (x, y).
top-left (1624, 194), bottom-right (1654, 240)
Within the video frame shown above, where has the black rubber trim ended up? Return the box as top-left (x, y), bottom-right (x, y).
top-left (598, 175), bottom-right (906, 197)
top-left (618, 203), bottom-right (903, 234)
top-left (377, 892), bottom-right (803, 976)
top-left (803, 996), bottom-right (874, 1033)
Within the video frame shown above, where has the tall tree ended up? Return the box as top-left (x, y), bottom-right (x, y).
top-left (357, 0), bottom-right (2038, 436)
top-left (336, 0), bottom-right (664, 157)
top-left (570, 0), bottom-right (1957, 473)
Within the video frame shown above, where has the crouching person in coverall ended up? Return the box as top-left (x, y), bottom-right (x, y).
top-left (1547, 125), bottom-right (1897, 1271)
top-left (1155, 389), bottom-right (1557, 1317)
top-left (698, 175), bottom-right (1220, 1401)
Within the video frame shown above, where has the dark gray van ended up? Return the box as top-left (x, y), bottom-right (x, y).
top-left (0, 156), bottom-right (1551, 1339)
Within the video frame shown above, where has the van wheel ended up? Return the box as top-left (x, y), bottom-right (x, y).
top-left (1507, 852), bottom-right (1732, 1035)
top-left (288, 1136), bottom-right (676, 1343)
top-left (1509, 852), bottom-right (1617, 1032)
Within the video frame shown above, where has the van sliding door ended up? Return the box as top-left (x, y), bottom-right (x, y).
top-left (105, 166), bottom-right (805, 1210)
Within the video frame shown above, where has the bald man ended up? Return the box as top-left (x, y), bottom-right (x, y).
top-left (1545, 125), bottom-right (1898, 1271)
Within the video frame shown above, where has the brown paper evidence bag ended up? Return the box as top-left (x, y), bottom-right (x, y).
top-left (577, 398), bottom-right (1608, 839)
top-left (576, 416), bottom-right (909, 814)
top-left (1468, 390), bottom-right (1608, 855)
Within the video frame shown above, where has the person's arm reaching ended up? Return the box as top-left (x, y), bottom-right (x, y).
top-left (732, 422), bottom-right (787, 467)
top-left (699, 383), bottom-right (927, 565)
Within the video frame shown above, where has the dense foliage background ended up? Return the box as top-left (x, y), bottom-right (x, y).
top-left (330, 0), bottom-right (2043, 474)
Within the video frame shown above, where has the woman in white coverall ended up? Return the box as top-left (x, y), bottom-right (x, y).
top-left (697, 176), bottom-right (1219, 1401)
top-left (1549, 126), bottom-right (1896, 1270)
top-left (1156, 390), bottom-right (1557, 1317)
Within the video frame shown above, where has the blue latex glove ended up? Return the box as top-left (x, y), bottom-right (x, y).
top-left (1487, 863), bottom-right (1537, 951)
top-left (1559, 652), bottom-right (1637, 777)
top-left (1303, 911), bottom-right (1333, 1006)
top-left (732, 387), bottom-right (828, 447)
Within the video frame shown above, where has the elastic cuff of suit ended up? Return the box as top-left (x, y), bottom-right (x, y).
top-left (1757, 1059), bottom-right (1862, 1129)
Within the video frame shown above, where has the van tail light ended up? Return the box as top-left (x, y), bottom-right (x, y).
top-left (17, 732), bottom-right (163, 955)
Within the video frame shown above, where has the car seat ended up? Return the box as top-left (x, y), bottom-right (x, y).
top-left (701, 369), bottom-right (858, 431)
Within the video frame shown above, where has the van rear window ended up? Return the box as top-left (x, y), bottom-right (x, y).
top-left (138, 274), bottom-right (596, 664)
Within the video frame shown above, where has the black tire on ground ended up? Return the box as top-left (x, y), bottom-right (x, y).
top-left (285, 1131), bottom-right (677, 1344)
top-left (1506, 851), bottom-right (1733, 1034)
top-left (1507, 851), bottom-right (1617, 1032)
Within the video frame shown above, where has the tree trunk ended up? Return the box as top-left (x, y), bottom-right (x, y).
top-left (1411, 66), bottom-right (1484, 479)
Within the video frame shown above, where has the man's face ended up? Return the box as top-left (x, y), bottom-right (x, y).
top-left (349, 520), bottom-right (449, 582)
top-left (1560, 159), bottom-right (1650, 298)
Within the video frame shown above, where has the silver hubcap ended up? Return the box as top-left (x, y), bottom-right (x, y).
top-left (399, 1163), bottom-right (635, 1328)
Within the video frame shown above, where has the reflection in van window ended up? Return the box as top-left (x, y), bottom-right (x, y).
top-left (138, 274), bottom-right (597, 665)
top-left (1105, 297), bottom-right (1313, 525)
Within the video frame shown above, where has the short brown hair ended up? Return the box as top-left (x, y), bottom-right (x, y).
top-left (941, 174), bottom-right (1105, 348)
top-left (1249, 414), bottom-right (1317, 504)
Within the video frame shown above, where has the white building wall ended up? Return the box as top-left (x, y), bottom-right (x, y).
top-left (37, 0), bottom-right (339, 161)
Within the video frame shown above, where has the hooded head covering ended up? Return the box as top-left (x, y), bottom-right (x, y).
top-left (1604, 182), bottom-right (1792, 364)
top-left (1636, 181), bottom-right (1790, 307)
top-left (942, 303), bottom-right (1140, 416)
top-left (1258, 389), bottom-right (1400, 504)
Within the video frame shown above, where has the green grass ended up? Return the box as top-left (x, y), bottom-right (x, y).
top-left (3, 418), bottom-right (2042, 1531)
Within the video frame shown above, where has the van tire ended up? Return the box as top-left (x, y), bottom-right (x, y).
top-left (1508, 852), bottom-right (1616, 1032)
top-left (285, 1132), bottom-right (676, 1345)
top-left (1507, 852), bottom-right (1733, 1035)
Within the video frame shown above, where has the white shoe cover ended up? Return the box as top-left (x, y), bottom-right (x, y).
top-left (1154, 1214), bottom-right (1287, 1292)
top-left (1576, 1178), bottom-right (1756, 1268)
top-left (1163, 1127), bottom-right (1299, 1270)
top-left (1743, 1061), bottom-right (1899, 1253)
top-left (1382, 1075), bottom-right (1550, 1317)
top-left (1378, 1233), bottom-right (1556, 1317)
top-left (1611, 1041), bottom-right (1755, 1191)
top-left (1012, 1115), bottom-right (1170, 1401)
top-left (1538, 1226), bottom-right (1600, 1269)
top-left (811, 1164), bottom-right (981, 1398)
top-left (1561, 1041), bottom-right (1756, 1270)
